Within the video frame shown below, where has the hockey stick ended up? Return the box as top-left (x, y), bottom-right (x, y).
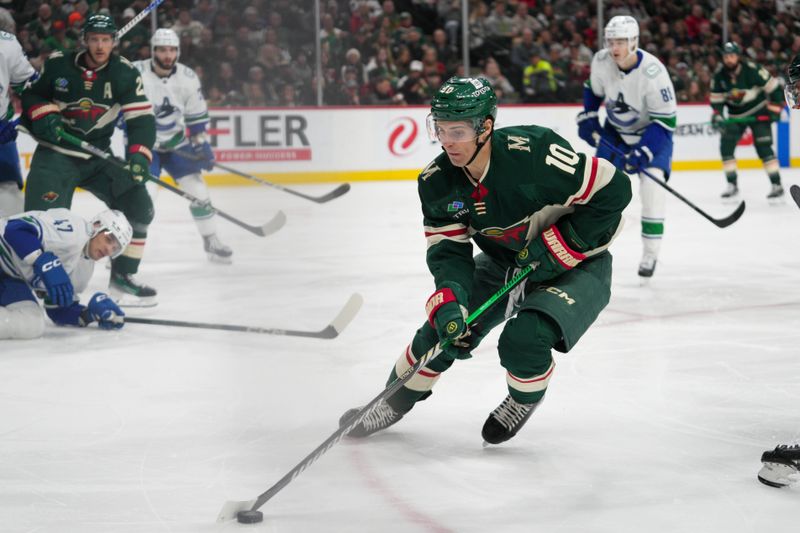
top-left (680, 116), bottom-right (768, 130)
top-left (598, 138), bottom-right (745, 228)
top-left (790, 185), bottom-right (800, 209)
top-left (125, 293), bottom-right (363, 338)
top-left (54, 129), bottom-right (286, 237)
top-left (116, 0), bottom-right (165, 41)
top-left (168, 148), bottom-right (350, 204)
top-left (216, 264), bottom-right (534, 522)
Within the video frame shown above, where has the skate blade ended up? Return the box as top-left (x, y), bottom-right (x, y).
top-left (110, 292), bottom-right (158, 308)
top-left (207, 252), bottom-right (233, 265)
top-left (757, 462), bottom-right (798, 488)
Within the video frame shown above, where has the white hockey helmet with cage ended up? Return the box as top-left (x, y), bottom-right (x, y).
top-left (90, 209), bottom-right (132, 259)
top-left (604, 16), bottom-right (639, 60)
top-left (151, 28), bottom-right (180, 59)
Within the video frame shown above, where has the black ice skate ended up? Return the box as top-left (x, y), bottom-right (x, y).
top-left (482, 394), bottom-right (542, 445)
top-left (109, 272), bottom-right (158, 308)
top-left (638, 254), bottom-right (657, 278)
top-left (758, 444), bottom-right (800, 488)
top-left (339, 399), bottom-right (406, 438)
top-left (203, 234), bottom-right (233, 264)
top-left (766, 184), bottom-right (785, 204)
top-left (720, 183), bottom-right (739, 202)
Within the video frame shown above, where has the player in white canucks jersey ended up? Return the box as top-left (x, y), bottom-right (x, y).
top-left (576, 15), bottom-right (676, 279)
top-left (133, 28), bottom-right (232, 263)
top-left (0, 208), bottom-right (130, 339)
top-left (0, 27), bottom-right (37, 217)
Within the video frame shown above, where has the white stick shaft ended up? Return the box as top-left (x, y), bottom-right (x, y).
top-left (116, 0), bottom-right (165, 41)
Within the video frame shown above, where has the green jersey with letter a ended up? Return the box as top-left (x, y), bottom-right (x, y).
top-left (419, 125), bottom-right (631, 298)
top-left (710, 60), bottom-right (784, 119)
top-left (21, 50), bottom-right (155, 154)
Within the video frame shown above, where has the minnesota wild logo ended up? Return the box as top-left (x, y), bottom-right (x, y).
top-left (61, 98), bottom-right (111, 134)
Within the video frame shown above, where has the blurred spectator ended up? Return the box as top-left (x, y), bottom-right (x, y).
top-left (171, 8), bottom-right (204, 46)
top-left (397, 59), bottom-right (429, 104)
top-left (511, 2), bottom-right (543, 36)
top-left (26, 4), bottom-right (53, 51)
top-left (364, 74), bottom-right (403, 105)
top-left (482, 56), bottom-right (516, 102)
top-left (522, 49), bottom-right (556, 103)
top-left (44, 20), bottom-right (75, 53)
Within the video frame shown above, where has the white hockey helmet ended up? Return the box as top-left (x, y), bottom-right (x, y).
top-left (151, 28), bottom-right (180, 59)
top-left (604, 15), bottom-right (639, 59)
top-left (90, 209), bottom-right (132, 259)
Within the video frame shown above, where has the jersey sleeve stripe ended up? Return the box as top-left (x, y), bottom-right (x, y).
top-left (424, 224), bottom-right (470, 247)
top-left (121, 102), bottom-right (153, 121)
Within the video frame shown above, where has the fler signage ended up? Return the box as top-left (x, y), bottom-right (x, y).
top-left (207, 112), bottom-right (311, 162)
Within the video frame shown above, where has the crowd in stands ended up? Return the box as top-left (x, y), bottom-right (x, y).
top-left (2, 0), bottom-right (800, 107)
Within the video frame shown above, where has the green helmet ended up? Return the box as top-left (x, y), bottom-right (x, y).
top-left (430, 77), bottom-right (497, 134)
top-left (721, 41), bottom-right (741, 56)
top-left (82, 13), bottom-right (117, 39)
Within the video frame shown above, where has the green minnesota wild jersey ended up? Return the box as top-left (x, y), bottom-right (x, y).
top-left (21, 50), bottom-right (155, 157)
top-left (710, 60), bottom-right (784, 119)
top-left (419, 125), bottom-right (631, 296)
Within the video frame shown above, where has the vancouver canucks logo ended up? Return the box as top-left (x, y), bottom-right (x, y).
top-left (61, 98), bottom-right (111, 133)
top-left (605, 93), bottom-right (640, 127)
top-left (155, 97), bottom-right (176, 119)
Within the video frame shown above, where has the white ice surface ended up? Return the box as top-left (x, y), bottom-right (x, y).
top-left (1, 169), bottom-right (799, 532)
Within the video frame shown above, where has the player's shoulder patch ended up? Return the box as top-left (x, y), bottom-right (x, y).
top-left (418, 159), bottom-right (442, 181)
top-left (644, 62), bottom-right (662, 79)
top-left (48, 50), bottom-right (65, 61)
top-left (0, 30), bottom-right (15, 41)
top-left (595, 49), bottom-right (610, 62)
top-left (179, 64), bottom-right (198, 79)
top-left (117, 56), bottom-right (138, 71)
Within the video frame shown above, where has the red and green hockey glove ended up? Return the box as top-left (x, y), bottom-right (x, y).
top-left (127, 145), bottom-right (153, 183)
top-left (515, 224), bottom-right (587, 283)
top-left (28, 104), bottom-right (63, 145)
top-left (425, 283), bottom-right (471, 360)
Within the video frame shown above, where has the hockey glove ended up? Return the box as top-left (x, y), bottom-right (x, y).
top-left (127, 152), bottom-right (151, 183)
top-left (33, 251), bottom-right (74, 308)
top-left (425, 283), bottom-right (471, 360)
top-left (191, 137), bottom-right (215, 171)
top-left (87, 292), bottom-right (125, 330)
top-left (624, 146), bottom-right (652, 174)
top-left (0, 118), bottom-right (19, 144)
top-left (711, 112), bottom-right (727, 134)
top-left (516, 225), bottom-right (586, 283)
top-left (29, 105), bottom-right (63, 145)
top-left (576, 110), bottom-right (601, 147)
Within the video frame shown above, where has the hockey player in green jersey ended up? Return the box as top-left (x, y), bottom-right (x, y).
top-left (710, 42), bottom-right (786, 202)
top-left (21, 13), bottom-right (158, 306)
top-left (340, 77), bottom-right (631, 445)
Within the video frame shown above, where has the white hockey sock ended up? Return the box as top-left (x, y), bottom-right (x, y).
top-left (639, 168), bottom-right (666, 257)
top-left (178, 173), bottom-right (218, 236)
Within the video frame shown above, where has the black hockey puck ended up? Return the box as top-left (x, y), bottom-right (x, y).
top-left (237, 510), bottom-right (264, 524)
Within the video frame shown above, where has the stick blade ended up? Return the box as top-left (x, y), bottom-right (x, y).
top-left (256, 210), bottom-right (287, 236)
top-left (217, 499), bottom-right (256, 522)
top-left (713, 200), bottom-right (745, 228)
top-left (312, 183), bottom-right (351, 203)
top-left (790, 185), bottom-right (800, 209)
top-left (328, 293), bottom-right (364, 337)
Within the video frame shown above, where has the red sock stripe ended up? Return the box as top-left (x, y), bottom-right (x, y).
top-left (404, 345), bottom-right (439, 378)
